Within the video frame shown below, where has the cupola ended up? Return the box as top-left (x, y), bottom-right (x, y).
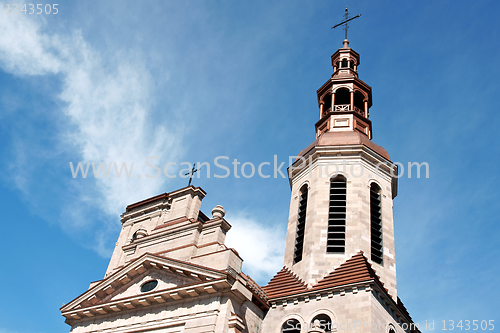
top-left (315, 39), bottom-right (373, 139)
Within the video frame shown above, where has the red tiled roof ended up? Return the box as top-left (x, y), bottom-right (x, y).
top-left (312, 251), bottom-right (384, 291)
top-left (262, 266), bottom-right (307, 299)
top-left (239, 272), bottom-right (269, 311)
top-left (262, 252), bottom-right (386, 300)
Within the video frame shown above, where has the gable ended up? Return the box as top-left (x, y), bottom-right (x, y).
top-left (61, 253), bottom-right (229, 319)
top-left (262, 266), bottom-right (308, 299)
top-left (312, 251), bottom-right (384, 292)
top-left (106, 268), bottom-right (200, 302)
top-left (262, 251), bottom-right (386, 301)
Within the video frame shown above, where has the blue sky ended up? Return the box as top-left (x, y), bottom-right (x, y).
top-left (0, 0), bottom-right (499, 332)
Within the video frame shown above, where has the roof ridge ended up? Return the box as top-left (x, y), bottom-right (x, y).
top-left (283, 266), bottom-right (307, 287)
top-left (262, 266), bottom-right (308, 299)
top-left (311, 251), bottom-right (384, 291)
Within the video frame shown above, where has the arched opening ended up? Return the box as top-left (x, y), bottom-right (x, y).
top-left (341, 58), bottom-right (348, 68)
top-left (370, 183), bottom-right (383, 265)
top-left (349, 60), bottom-right (355, 69)
top-left (282, 319), bottom-right (301, 333)
top-left (327, 175), bottom-right (346, 253)
top-left (311, 314), bottom-right (333, 332)
top-left (334, 88), bottom-right (350, 110)
top-left (293, 185), bottom-right (308, 264)
top-left (131, 229), bottom-right (147, 242)
top-left (322, 93), bottom-right (332, 114)
top-left (354, 91), bottom-right (365, 115)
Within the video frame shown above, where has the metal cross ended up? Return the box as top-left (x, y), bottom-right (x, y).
top-left (184, 163), bottom-right (198, 186)
top-left (332, 7), bottom-right (362, 40)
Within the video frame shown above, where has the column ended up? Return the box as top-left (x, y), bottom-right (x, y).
top-left (364, 100), bottom-right (368, 118)
top-left (350, 91), bottom-right (354, 111)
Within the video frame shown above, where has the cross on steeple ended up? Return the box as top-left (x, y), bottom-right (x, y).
top-left (184, 163), bottom-right (198, 186)
top-left (332, 7), bottom-right (361, 40)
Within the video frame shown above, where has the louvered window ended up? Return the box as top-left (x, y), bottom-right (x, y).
top-left (327, 176), bottom-right (346, 253)
top-left (293, 186), bottom-right (308, 264)
top-left (370, 183), bottom-right (383, 265)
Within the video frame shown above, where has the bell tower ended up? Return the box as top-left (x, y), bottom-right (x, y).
top-left (316, 38), bottom-right (373, 139)
top-left (283, 38), bottom-right (399, 299)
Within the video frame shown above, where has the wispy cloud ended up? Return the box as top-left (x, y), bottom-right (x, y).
top-left (0, 9), bottom-right (183, 254)
top-left (0, 12), bottom-right (60, 75)
top-left (225, 214), bottom-right (286, 283)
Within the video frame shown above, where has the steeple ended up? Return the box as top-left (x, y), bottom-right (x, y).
top-left (315, 39), bottom-right (373, 139)
top-left (283, 37), bottom-right (398, 299)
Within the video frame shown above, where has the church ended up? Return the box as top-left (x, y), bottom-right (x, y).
top-left (60, 36), bottom-right (420, 333)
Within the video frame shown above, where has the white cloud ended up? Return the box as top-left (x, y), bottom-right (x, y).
top-left (0, 6), bottom-right (183, 251)
top-left (0, 12), bottom-right (60, 75)
top-left (225, 214), bottom-right (286, 283)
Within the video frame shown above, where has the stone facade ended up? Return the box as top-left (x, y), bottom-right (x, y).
top-left (261, 284), bottom-right (411, 333)
top-left (284, 141), bottom-right (398, 298)
top-left (61, 38), bottom-right (419, 333)
top-left (61, 187), bottom-right (268, 333)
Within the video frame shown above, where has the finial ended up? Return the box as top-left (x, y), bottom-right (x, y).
top-left (343, 39), bottom-right (349, 48)
top-left (332, 7), bottom-right (361, 43)
top-left (211, 205), bottom-right (225, 219)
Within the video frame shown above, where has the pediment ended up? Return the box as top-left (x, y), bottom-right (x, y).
top-left (106, 266), bottom-right (199, 302)
top-left (61, 253), bottom-right (229, 321)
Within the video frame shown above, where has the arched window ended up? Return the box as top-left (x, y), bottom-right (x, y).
top-left (327, 176), bottom-right (346, 253)
top-left (334, 88), bottom-right (350, 106)
top-left (370, 183), bottom-right (383, 265)
top-left (341, 58), bottom-right (348, 68)
top-left (293, 185), bottom-right (308, 264)
top-left (354, 91), bottom-right (365, 114)
top-left (311, 314), bottom-right (333, 332)
top-left (282, 319), bottom-right (301, 333)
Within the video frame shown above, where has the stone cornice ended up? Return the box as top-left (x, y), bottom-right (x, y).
top-left (290, 144), bottom-right (394, 181)
top-left (121, 198), bottom-right (171, 224)
top-left (268, 279), bottom-right (374, 305)
top-left (122, 217), bottom-right (231, 253)
top-left (267, 279), bottom-right (418, 330)
top-left (61, 253), bottom-right (227, 315)
top-left (62, 278), bottom-right (231, 324)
